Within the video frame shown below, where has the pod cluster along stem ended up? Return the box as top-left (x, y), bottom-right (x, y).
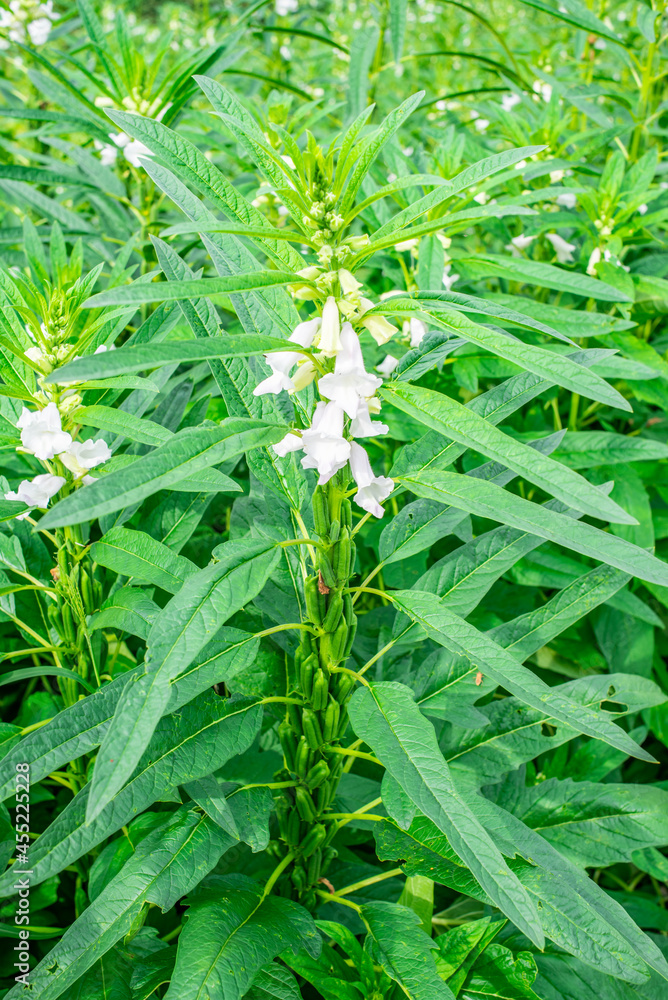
top-left (272, 477), bottom-right (359, 907)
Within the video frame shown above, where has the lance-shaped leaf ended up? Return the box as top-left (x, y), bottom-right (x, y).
top-left (457, 254), bottom-right (631, 302)
top-left (163, 874), bottom-right (320, 1000)
top-left (4, 809), bottom-right (233, 1000)
top-left (90, 527), bottom-right (198, 593)
top-left (361, 901), bottom-right (456, 1000)
top-left (40, 419), bottom-right (282, 528)
top-left (382, 382), bottom-right (633, 524)
top-left (45, 334), bottom-right (294, 384)
top-left (89, 587), bottom-right (160, 640)
top-left (397, 470), bottom-right (668, 587)
top-left (84, 271), bottom-right (298, 309)
top-left (0, 692), bottom-right (262, 895)
top-left (74, 404), bottom-right (174, 445)
top-left (348, 682), bottom-right (544, 947)
top-left (0, 628), bottom-right (257, 802)
top-left (391, 589), bottom-right (654, 763)
top-left (86, 539), bottom-right (279, 822)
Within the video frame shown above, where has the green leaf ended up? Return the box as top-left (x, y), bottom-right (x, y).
top-left (348, 683), bottom-right (544, 946)
top-left (514, 0), bottom-right (623, 43)
top-left (458, 254), bottom-right (631, 302)
top-left (391, 589), bottom-right (654, 763)
top-left (88, 587), bottom-right (160, 640)
top-left (86, 540), bottom-right (279, 822)
top-left (397, 470), bottom-right (668, 587)
top-left (4, 809), bottom-right (233, 1000)
top-left (39, 419), bottom-right (282, 528)
top-left (163, 874), bottom-right (320, 1000)
top-left (0, 693), bottom-right (262, 896)
top-left (361, 901), bottom-right (456, 1000)
top-left (551, 431), bottom-right (668, 469)
top-left (382, 382), bottom-right (633, 524)
top-left (73, 405), bottom-right (174, 446)
top-left (46, 335), bottom-right (293, 384)
top-left (84, 272), bottom-right (298, 309)
top-left (90, 527), bottom-right (198, 593)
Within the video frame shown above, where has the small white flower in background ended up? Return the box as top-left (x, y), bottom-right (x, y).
top-left (273, 431), bottom-right (302, 458)
top-left (501, 93), bottom-right (521, 112)
top-left (350, 442), bottom-right (393, 518)
top-left (253, 317), bottom-right (320, 396)
top-left (95, 343), bottom-right (116, 353)
top-left (545, 232), bottom-right (576, 264)
top-left (301, 401), bottom-right (351, 484)
top-left (442, 266), bottom-right (460, 292)
top-left (556, 192), bottom-right (577, 209)
top-left (318, 296), bottom-right (341, 355)
top-left (638, 204), bottom-right (648, 216)
top-left (549, 169), bottom-right (565, 183)
top-left (532, 80), bottom-right (552, 102)
top-left (587, 246), bottom-right (612, 275)
top-left (377, 354), bottom-right (399, 377)
top-left (60, 438), bottom-right (112, 478)
top-left (318, 323), bottom-right (382, 418)
top-left (351, 400), bottom-right (389, 439)
top-left (0, 0), bottom-right (55, 48)
top-left (394, 238), bottom-right (419, 252)
top-left (508, 234), bottom-right (536, 255)
top-left (473, 191), bottom-right (488, 205)
top-left (95, 141), bottom-right (118, 167)
top-left (403, 318), bottom-right (427, 347)
top-left (17, 403), bottom-right (72, 461)
top-left (123, 139), bottom-right (152, 168)
top-left (4, 473), bottom-right (65, 517)
top-left (359, 299), bottom-right (398, 346)
top-left (474, 118), bottom-right (490, 133)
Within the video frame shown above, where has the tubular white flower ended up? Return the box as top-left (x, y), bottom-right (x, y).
top-left (545, 232), bottom-right (576, 264)
top-left (377, 354), bottom-right (399, 377)
top-left (273, 432), bottom-right (303, 457)
top-left (359, 298), bottom-right (398, 346)
top-left (318, 323), bottom-right (381, 418)
top-left (253, 317), bottom-right (320, 396)
top-left (406, 318), bottom-right (427, 347)
top-left (5, 473), bottom-right (65, 517)
top-left (442, 266), bottom-right (460, 292)
top-left (17, 403), bottom-right (72, 460)
top-left (301, 401), bottom-right (351, 484)
top-left (60, 438), bottom-right (112, 478)
top-left (349, 442), bottom-right (393, 518)
top-left (351, 400), bottom-right (389, 439)
top-left (318, 296), bottom-right (341, 355)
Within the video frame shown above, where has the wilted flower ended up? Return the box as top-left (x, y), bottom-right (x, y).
top-left (17, 403), bottom-right (72, 461)
top-left (349, 442), bottom-right (393, 517)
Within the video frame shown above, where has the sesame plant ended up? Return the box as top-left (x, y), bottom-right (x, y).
top-left (1, 2), bottom-right (668, 1000)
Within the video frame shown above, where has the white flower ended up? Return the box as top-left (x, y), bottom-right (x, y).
top-left (473, 191), bottom-right (489, 205)
top-left (502, 93), bottom-right (521, 112)
top-left (60, 438), bottom-right (112, 477)
top-left (350, 442), bottom-right (393, 518)
top-left (545, 232), bottom-right (576, 264)
top-left (318, 323), bottom-right (382, 418)
top-left (402, 318), bottom-right (427, 347)
top-left (509, 234), bottom-right (536, 255)
top-left (351, 400), bottom-right (389, 439)
top-left (638, 204), bottom-right (648, 215)
top-left (394, 238), bottom-right (419, 252)
top-left (97, 143), bottom-right (118, 167)
top-left (442, 266), bottom-right (460, 292)
top-left (253, 317), bottom-right (320, 396)
top-left (587, 246), bottom-right (612, 275)
top-left (5, 473), bottom-right (65, 517)
top-left (556, 192), bottom-right (576, 209)
top-left (17, 403), bottom-right (72, 460)
top-left (549, 169), bottom-right (565, 183)
top-left (95, 343), bottom-right (116, 353)
top-left (377, 354), bottom-right (399, 377)
top-left (474, 118), bottom-right (490, 132)
top-left (301, 401), bottom-right (351, 484)
top-left (533, 80), bottom-right (552, 102)
top-left (272, 432), bottom-right (302, 457)
top-left (27, 15), bottom-right (51, 44)
top-left (123, 139), bottom-right (152, 168)
top-left (338, 269), bottom-right (362, 297)
top-left (317, 296), bottom-right (341, 355)
top-left (359, 298), bottom-right (398, 346)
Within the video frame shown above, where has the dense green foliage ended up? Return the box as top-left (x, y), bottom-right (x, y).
top-left (1, 1), bottom-right (668, 998)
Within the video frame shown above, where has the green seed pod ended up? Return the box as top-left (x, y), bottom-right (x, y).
top-left (318, 555), bottom-right (337, 589)
top-left (302, 708), bottom-right (324, 750)
top-left (307, 848), bottom-right (322, 886)
top-left (304, 575), bottom-right (323, 624)
top-left (300, 652), bottom-right (318, 699)
top-left (311, 668), bottom-right (329, 711)
top-left (328, 518), bottom-right (341, 543)
top-left (312, 487), bottom-right (330, 538)
top-left (340, 498), bottom-right (352, 530)
top-left (80, 570), bottom-right (94, 614)
top-left (328, 620), bottom-right (349, 662)
top-left (334, 529), bottom-right (351, 583)
top-left (61, 602), bottom-right (76, 643)
top-left (287, 809), bottom-right (302, 846)
top-left (300, 823), bottom-right (327, 858)
top-left (322, 846), bottom-right (338, 873)
top-left (287, 702), bottom-right (302, 736)
top-left (343, 615), bottom-right (357, 658)
top-left (305, 759), bottom-right (330, 790)
top-left (266, 839), bottom-right (283, 858)
top-left (322, 695), bottom-right (340, 743)
top-left (279, 721), bottom-right (297, 771)
top-left (294, 735), bottom-right (311, 776)
top-left (322, 591), bottom-right (343, 632)
top-left (295, 786), bottom-right (317, 822)
top-left (291, 865), bottom-right (307, 891)
top-left (276, 798), bottom-right (290, 840)
top-left (334, 673), bottom-right (355, 702)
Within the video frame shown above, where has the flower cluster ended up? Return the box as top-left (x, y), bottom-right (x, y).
top-left (253, 271), bottom-right (394, 518)
top-left (0, 0), bottom-right (55, 48)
